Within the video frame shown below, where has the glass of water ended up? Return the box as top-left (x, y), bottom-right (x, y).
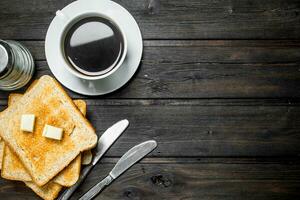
top-left (0, 40), bottom-right (34, 91)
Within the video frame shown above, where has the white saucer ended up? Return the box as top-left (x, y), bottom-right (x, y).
top-left (45, 0), bottom-right (143, 96)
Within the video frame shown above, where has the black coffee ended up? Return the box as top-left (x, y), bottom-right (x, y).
top-left (64, 17), bottom-right (124, 75)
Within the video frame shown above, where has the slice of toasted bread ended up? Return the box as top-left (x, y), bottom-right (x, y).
top-left (2, 143), bottom-right (31, 181)
top-left (0, 75), bottom-right (97, 186)
top-left (25, 181), bottom-right (62, 200)
top-left (1, 94), bottom-right (86, 187)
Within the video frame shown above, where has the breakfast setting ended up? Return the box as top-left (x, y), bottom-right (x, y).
top-left (1, 0), bottom-right (300, 199)
top-left (0, 0), bottom-right (155, 199)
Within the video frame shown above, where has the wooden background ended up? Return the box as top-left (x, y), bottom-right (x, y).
top-left (0, 0), bottom-right (300, 199)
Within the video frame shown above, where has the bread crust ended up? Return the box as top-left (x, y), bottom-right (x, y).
top-left (1, 96), bottom-right (86, 187)
top-left (0, 75), bottom-right (97, 186)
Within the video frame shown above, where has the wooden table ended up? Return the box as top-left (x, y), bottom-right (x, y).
top-left (0, 0), bottom-right (300, 199)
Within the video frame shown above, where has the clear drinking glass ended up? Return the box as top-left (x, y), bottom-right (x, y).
top-left (0, 40), bottom-right (34, 91)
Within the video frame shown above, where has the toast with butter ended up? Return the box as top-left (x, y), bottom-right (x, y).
top-left (0, 79), bottom-right (38, 171)
top-left (0, 75), bottom-right (97, 186)
top-left (1, 94), bottom-right (86, 187)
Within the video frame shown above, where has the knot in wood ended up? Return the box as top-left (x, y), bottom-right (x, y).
top-left (151, 174), bottom-right (172, 188)
top-left (148, 0), bottom-right (160, 15)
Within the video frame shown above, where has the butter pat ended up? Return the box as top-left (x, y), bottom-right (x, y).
top-left (42, 125), bottom-right (63, 140)
top-left (20, 114), bottom-right (36, 132)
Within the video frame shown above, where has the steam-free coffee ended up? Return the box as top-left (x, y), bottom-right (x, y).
top-left (64, 17), bottom-right (124, 76)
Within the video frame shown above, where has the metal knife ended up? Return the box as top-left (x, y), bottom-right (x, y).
top-left (79, 140), bottom-right (157, 200)
top-left (57, 119), bottom-right (129, 200)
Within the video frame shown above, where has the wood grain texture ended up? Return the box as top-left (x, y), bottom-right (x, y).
top-left (0, 0), bottom-right (299, 39)
top-left (1, 99), bottom-right (299, 157)
top-left (0, 40), bottom-right (299, 99)
top-left (21, 40), bottom-right (300, 61)
top-left (0, 0), bottom-right (300, 199)
top-left (0, 158), bottom-right (299, 200)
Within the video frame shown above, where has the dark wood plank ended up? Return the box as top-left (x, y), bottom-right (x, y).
top-left (1, 99), bottom-right (299, 157)
top-left (0, 40), bottom-right (299, 99)
top-left (21, 40), bottom-right (300, 61)
top-left (0, 0), bottom-right (300, 39)
top-left (0, 158), bottom-right (299, 200)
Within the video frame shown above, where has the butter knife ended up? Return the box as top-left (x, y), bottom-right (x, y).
top-left (79, 140), bottom-right (157, 200)
top-left (57, 119), bottom-right (129, 200)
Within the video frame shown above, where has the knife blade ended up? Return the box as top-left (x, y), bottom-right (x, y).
top-left (79, 140), bottom-right (157, 200)
top-left (57, 119), bottom-right (129, 200)
top-left (92, 119), bottom-right (129, 165)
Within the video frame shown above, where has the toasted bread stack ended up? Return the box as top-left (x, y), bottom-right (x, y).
top-left (0, 75), bottom-right (98, 200)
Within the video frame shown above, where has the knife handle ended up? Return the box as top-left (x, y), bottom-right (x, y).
top-left (79, 175), bottom-right (113, 200)
top-left (57, 165), bottom-right (94, 200)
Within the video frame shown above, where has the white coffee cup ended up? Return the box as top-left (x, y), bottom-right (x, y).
top-left (54, 10), bottom-right (128, 81)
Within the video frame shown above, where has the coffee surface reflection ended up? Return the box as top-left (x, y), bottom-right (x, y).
top-left (64, 17), bottom-right (124, 76)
